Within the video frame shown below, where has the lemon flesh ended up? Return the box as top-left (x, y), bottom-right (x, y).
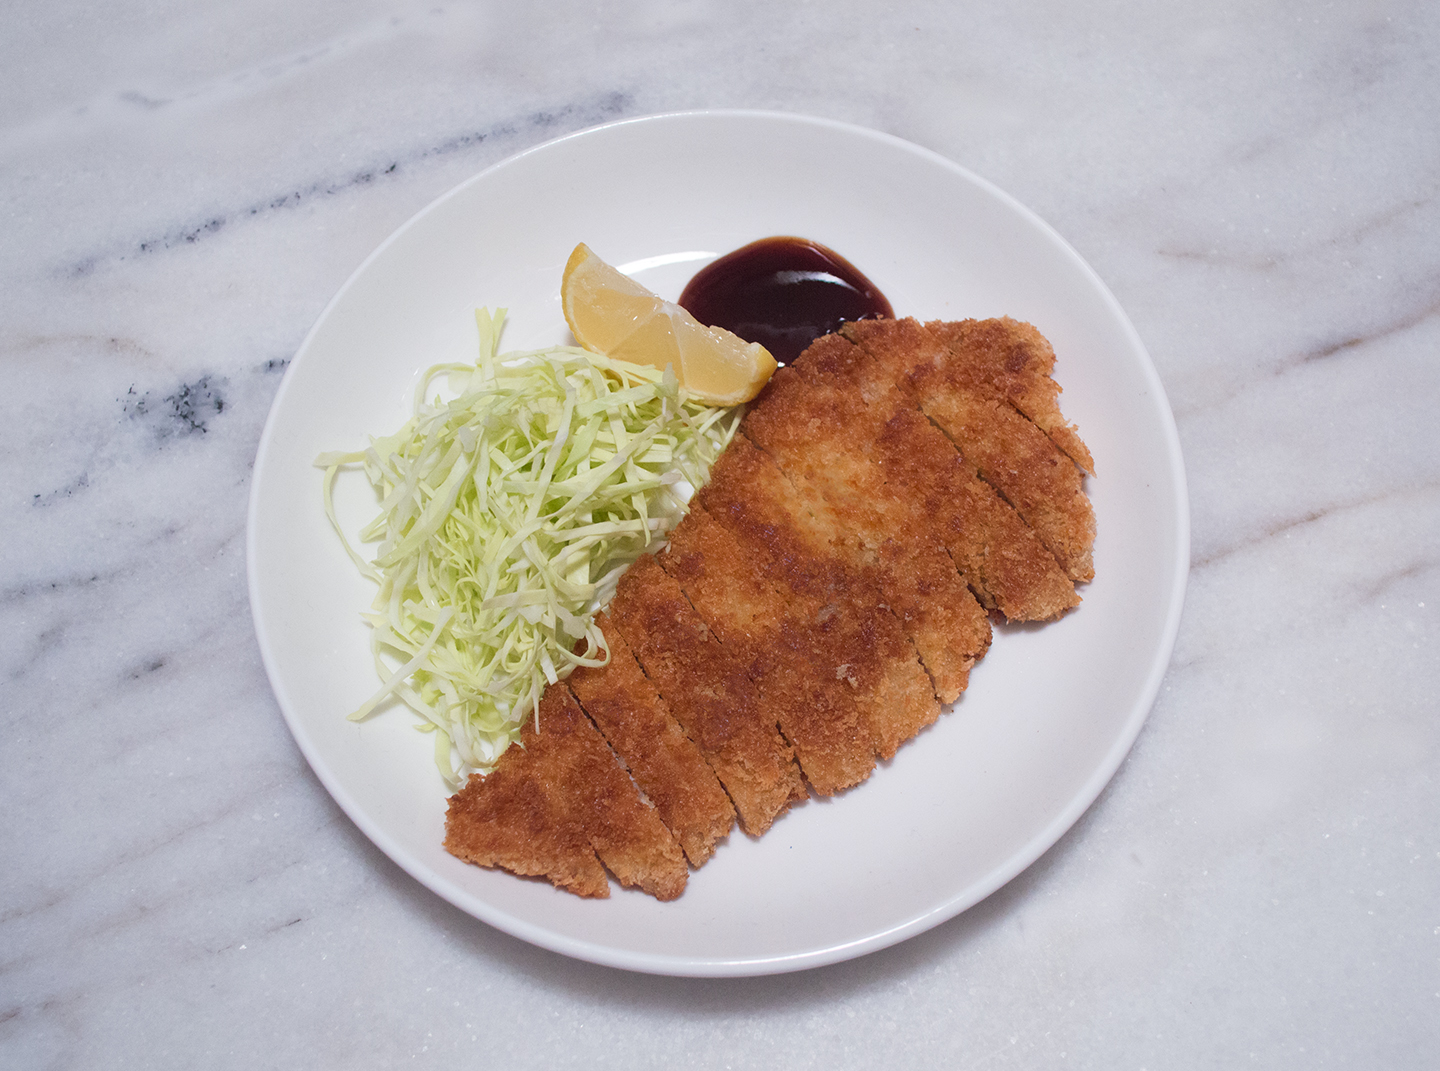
top-left (562, 243), bottom-right (778, 406)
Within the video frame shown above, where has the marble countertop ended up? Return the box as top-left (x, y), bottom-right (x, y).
top-left (3, 2), bottom-right (1435, 1067)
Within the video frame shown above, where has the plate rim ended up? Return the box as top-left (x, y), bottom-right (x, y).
top-left (246, 108), bottom-right (1190, 977)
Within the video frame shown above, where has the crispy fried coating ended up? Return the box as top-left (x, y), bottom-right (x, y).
top-left (607, 553), bottom-right (807, 835)
top-left (739, 341), bottom-right (992, 693)
top-left (445, 685), bottom-right (687, 900)
top-left (661, 503), bottom-right (877, 794)
top-left (843, 318), bottom-right (1095, 583)
top-left (697, 437), bottom-right (941, 758)
top-left (566, 613), bottom-right (735, 867)
top-left (926, 317), bottom-right (1094, 475)
top-left (764, 330), bottom-right (1078, 621)
top-left (445, 765), bottom-right (608, 899)
top-left (872, 404), bottom-right (1080, 620)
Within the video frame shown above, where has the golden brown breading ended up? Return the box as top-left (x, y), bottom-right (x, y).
top-left (607, 553), bottom-right (807, 835)
top-left (738, 343), bottom-right (992, 696)
top-left (697, 437), bottom-right (941, 758)
top-left (761, 330), bottom-right (1078, 621)
top-left (661, 503), bottom-right (877, 795)
top-left (566, 613), bottom-right (735, 867)
top-left (843, 318), bottom-right (1095, 584)
top-left (540, 687), bottom-right (688, 900)
top-left (445, 764), bottom-right (608, 899)
top-left (872, 404), bottom-right (1080, 620)
top-left (444, 685), bottom-right (687, 899)
top-left (926, 317), bottom-right (1094, 475)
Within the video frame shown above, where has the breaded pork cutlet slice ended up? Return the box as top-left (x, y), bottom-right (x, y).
top-left (607, 553), bottom-right (806, 835)
top-left (735, 403), bottom-right (987, 702)
top-left (738, 341), bottom-right (990, 697)
top-left (760, 331), bottom-right (1078, 622)
top-left (697, 437), bottom-right (940, 758)
top-left (844, 318), bottom-right (1095, 584)
top-left (566, 612), bottom-right (735, 867)
top-left (926, 317), bottom-right (1093, 475)
top-left (444, 741), bottom-right (607, 899)
top-left (872, 405), bottom-right (1080, 620)
top-left (660, 503), bottom-right (877, 795)
top-left (445, 685), bottom-right (687, 900)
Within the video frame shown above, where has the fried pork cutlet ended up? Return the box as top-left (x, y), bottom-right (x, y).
top-left (732, 403), bottom-right (990, 702)
top-left (443, 316), bottom-right (1095, 900)
top-left (871, 404), bottom-right (1081, 620)
top-left (697, 437), bottom-right (941, 757)
top-left (660, 502), bottom-right (877, 795)
top-left (927, 317), bottom-right (1094, 475)
top-left (445, 684), bottom-right (687, 900)
top-left (844, 318), bottom-right (1095, 583)
top-left (607, 553), bottom-right (807, 835)
top-left (752, 330), bottom-right (1079, 621)
top-left (735, 340), bottom-right (992, 696)
top-left (566, 612), bottom-right (735, 867)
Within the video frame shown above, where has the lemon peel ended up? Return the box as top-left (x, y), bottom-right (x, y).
top-left (562, 242), bottom-right (778, 405)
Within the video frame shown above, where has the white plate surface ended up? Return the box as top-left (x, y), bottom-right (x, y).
top-left (247, 111), bottom-right (1188, 977)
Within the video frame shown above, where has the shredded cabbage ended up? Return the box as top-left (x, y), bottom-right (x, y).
top-left (317, 309), bottom-right (739, 789)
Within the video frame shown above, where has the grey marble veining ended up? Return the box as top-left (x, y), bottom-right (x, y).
top-left (3, 1), bottom-right (1436, 1068)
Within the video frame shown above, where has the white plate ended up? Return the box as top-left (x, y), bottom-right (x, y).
top-left (247, 111), bottom-right (1188, 977)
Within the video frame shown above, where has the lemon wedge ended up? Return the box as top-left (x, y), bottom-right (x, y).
top-left (561, 243), bottom-right (778, 405)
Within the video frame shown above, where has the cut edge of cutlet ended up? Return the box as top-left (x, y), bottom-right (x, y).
top-left (659, 500), bottom-right (879, 796)
top-left (535, 685), bottom-right (689, 900)
top-left (778, 330), bottom-right (1078, 621)
top-left (607, 552), bottom-right (807, 836)
top-left (444, 757), bottom-right (610, 899)
top-left (444, 683), bottom-right (689, 901)
top-left (925, 317), bottom-right (1095, 476)
top-left (565, 611), bottom-right (736, 868)
top-left (871, 403), bottom-right (1080, 622)
top-left (841, 317), bottom-right (1096, 585)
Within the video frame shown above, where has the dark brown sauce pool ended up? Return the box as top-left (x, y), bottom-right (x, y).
top-left (678, 236), bottom-right (893, 364)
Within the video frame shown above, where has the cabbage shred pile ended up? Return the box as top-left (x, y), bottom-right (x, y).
top-left (318, 310), bottom-right (739, 789)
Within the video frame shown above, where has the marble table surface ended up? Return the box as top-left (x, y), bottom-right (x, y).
top-left (3, 1), bottom-right (1435, 1067)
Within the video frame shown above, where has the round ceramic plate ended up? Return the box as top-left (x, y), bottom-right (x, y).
top-left (247, 111), bottom-right (1188, 977)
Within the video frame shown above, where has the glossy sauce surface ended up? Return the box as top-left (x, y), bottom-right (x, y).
top-left (678, 236), bottom-right (893, 364)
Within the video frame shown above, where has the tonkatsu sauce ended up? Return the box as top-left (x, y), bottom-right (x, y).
top-left (678, 236), bottom-right (893, 364)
